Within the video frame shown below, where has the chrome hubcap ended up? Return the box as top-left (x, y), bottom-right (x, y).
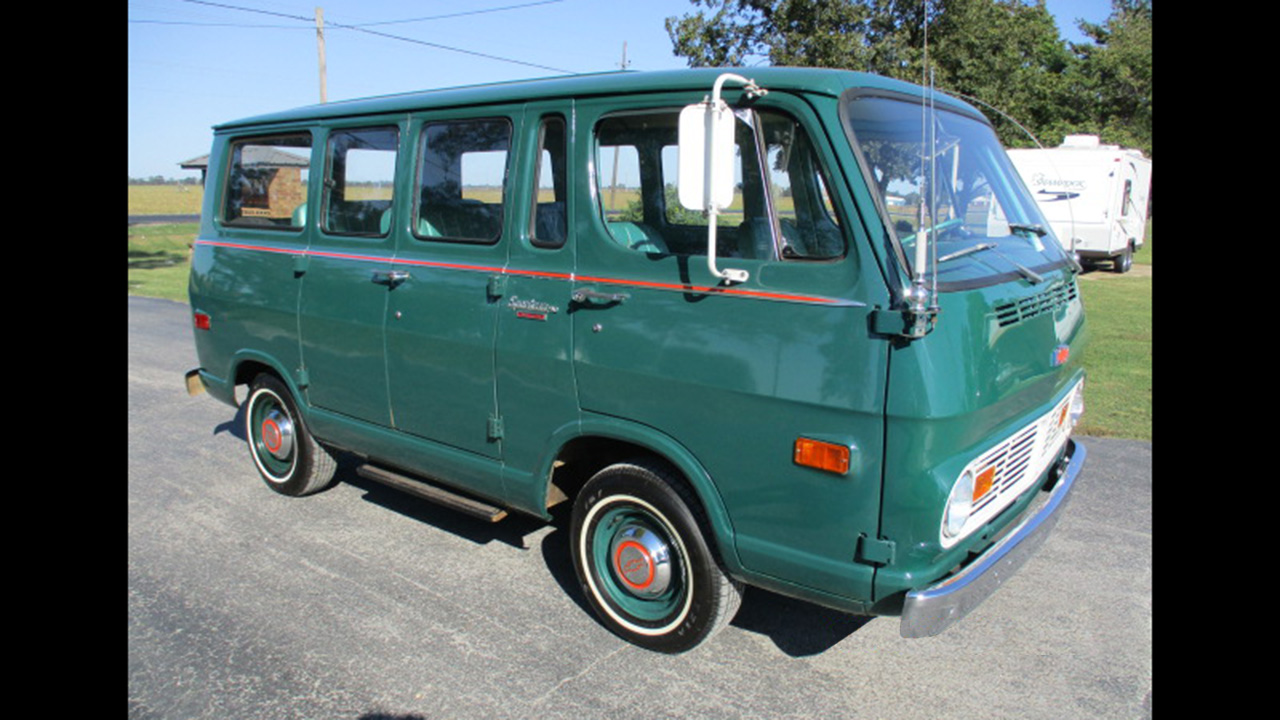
top-left (610, 524), bottom-right (672, 598)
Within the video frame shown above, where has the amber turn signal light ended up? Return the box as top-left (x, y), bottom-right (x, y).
top-left (972, 465), bottom-right (996, 502)
top-left (794, 438), bottom-right (851, 475)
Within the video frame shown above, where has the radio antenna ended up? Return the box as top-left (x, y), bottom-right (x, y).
top-left (906, 0), bottom-right (939, 337)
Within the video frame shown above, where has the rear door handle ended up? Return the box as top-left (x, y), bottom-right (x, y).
top-left (372, 270), bottom-right (410, 287)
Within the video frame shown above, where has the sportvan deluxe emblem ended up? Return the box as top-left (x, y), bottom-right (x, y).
top-left (507, 296), bottom-right (560, 321)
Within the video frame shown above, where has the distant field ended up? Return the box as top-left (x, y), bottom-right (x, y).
top-left (129, 184), bottom-right (204, 215)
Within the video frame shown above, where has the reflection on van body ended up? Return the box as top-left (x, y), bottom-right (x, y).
top-left (186, 68), bottom-right (1087, 653)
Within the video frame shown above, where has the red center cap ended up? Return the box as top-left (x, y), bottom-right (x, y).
top-left (262, 420), bottom-right (282, 453)
top-left (615, 540), bottom-right (654, 590)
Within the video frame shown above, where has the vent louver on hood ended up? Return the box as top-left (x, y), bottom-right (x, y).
top-left (993, 280), bottom-right (1078, 328)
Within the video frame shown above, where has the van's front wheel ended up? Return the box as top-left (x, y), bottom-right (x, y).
top-left (244, 373), bottom-right (337, 496)
top-left (570, 460), bottom-right (743, 653)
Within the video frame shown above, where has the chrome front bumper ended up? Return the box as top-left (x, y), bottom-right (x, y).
top-left (899, 439), bottom-right (1086, 638)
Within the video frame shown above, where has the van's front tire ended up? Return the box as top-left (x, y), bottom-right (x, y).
top-left (570, 459), bottom-right (743, 653)
top-left (244, 374), bottom-right (337, 497)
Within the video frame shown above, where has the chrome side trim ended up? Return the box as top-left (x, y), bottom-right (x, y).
top-left (900, 439), bottom-right (1086, 638)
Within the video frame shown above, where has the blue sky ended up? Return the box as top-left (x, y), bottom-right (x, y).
top-left (128, 0), bottom-right (1116, 180)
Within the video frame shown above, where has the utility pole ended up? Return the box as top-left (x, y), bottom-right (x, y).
top-left (315, 7), bottom-right (328, 103)
top-left (608, 42), bottom-right (630, 214)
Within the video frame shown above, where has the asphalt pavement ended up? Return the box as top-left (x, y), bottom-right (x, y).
top-left (129, 295), bottom-right (1152, 719)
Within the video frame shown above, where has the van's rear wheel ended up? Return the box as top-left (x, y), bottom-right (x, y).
top-left (570, 459), bottom-right (742, 653)
top-left (244, 373), bottom-right (337, 496)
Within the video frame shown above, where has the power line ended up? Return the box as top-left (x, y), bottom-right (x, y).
top-left (348, 1), bottom-right (565, 27)
top-left (128, 19), bottom-right (308, 28)
top-left (161, 0), bottom-right (574, 74)
top-left (342, 25), bottom-right (572, 74)
top-left (179, 0), bottom-right (310, 23)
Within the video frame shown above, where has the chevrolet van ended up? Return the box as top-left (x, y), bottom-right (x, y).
top-left (186, 68), bottom-right (1087, 653)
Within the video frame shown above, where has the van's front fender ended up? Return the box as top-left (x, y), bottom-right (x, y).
top-left (527, 412), bottom-right (743, 576)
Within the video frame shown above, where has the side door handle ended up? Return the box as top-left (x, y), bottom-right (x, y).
top-left (571, 288), bottom-right (629, 306)
top-left (372, 270), bottom-right (411, 287)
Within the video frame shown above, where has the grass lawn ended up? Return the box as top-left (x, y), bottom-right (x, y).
top-left (1072, 224), bottom-right (1153, 440)
top-left (128, 222), bottom-right (198, 301)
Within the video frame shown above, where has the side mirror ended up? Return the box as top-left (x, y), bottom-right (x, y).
top-left (677, 100), bottom-right (735, 212)
top-left (674, 73), bottom-right (766, 285)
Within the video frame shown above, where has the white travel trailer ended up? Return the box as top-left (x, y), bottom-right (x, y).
top-left (1007, 135), bottom-right (1151, 273)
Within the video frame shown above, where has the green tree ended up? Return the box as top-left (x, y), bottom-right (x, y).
top-left (1067, 0), bottom-right (1152, 159)
top-left (666, 1), bottom-right (1077, 148)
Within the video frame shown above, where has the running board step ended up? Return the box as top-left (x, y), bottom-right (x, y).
top-left (356, 464), bottom-right (508, 523)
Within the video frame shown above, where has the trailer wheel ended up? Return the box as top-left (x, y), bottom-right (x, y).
top-left (244, 373), bottom-right (337, 496)
top-left (1113, 242), bottom-right (1134, 273)
top-left (570, 459), bottom-right (743, 653)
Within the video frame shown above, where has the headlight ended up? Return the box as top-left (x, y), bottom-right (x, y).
top-left (942, 471), bottom-right (974, 540)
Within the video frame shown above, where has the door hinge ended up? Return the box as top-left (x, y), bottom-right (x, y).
top-left (295, 368), bottom-right (310, 389)
top-left (487, 414), bottom-right (504, 441)
top-left (855, 535), bottom-right (895, 566)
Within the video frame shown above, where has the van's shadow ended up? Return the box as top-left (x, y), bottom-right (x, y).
top-left (214, 408), bottom-right (866, 656)
top-left (213, 402), bottom-right (247, 440)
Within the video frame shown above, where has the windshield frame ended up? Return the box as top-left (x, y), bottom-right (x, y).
top-left (838, 87), bottom-right (1073, 292)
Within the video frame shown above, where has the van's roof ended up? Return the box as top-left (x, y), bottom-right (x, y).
top-left (215, 66), bottom-right (974, 130)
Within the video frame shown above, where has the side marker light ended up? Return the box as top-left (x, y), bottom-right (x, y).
top-left (794, 438), bottom-right (851, 475)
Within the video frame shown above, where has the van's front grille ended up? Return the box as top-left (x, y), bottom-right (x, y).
top-left (994, 280), bottom-right (1078, 327)
top-left (945, 381), bottom-right (1080, 547)
top-left (971, 424), bottom-right (1038, 515)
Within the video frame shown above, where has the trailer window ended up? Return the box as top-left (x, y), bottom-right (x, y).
top-left (222, 133), bottom-right (312, 229)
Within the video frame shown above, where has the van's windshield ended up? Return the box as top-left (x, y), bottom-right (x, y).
top-left (843, 93), bottom-right (1070, 289)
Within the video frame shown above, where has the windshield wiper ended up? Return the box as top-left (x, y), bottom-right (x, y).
top-left (1008, 223), bottom-right (1047, 236)
top-left (938, 242), bottom-right (1044, 284)
top-left (1010, 222), bottom-right (1083, 273)
top-left (938, 242), bottom-right (996, 263)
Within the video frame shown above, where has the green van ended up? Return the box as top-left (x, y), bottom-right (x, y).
top-left (186, 68), bottom-right (1087, 653)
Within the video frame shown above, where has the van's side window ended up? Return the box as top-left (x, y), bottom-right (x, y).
top-left (654, 120), bottom-right (774, 260)
top-left (530, 116), bottom-right (567, 248)
top-left (322, 127), bottom-right (398, 237)
top-left (222, 133), bottom-right (312, 229)
top-left (415, 119), bottom-right (511, 244)
top-left (596, 111), bottom-right (734, 256)
top-left (759, 112), bottom-right (846, 259)
top-left (594, 109), bottom-right (845, 260)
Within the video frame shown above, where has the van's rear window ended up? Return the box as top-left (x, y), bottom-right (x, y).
top-left (222, 133), bottom-right (312, 230)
